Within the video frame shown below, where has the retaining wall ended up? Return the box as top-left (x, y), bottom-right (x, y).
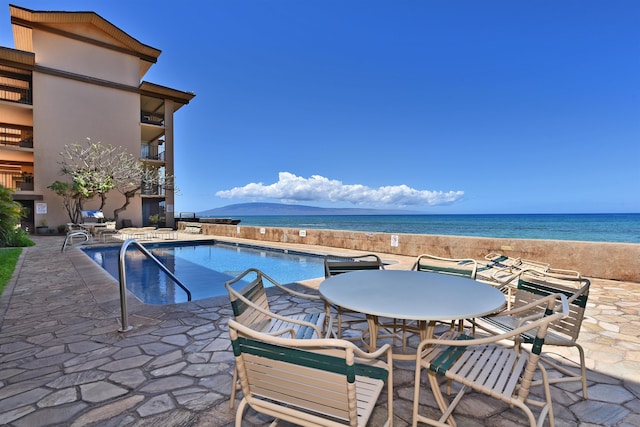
top-left (179, 222), bottom-right (640, 282)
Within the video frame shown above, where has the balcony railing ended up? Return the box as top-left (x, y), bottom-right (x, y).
top-left (0, 170), bottom-right (33, 191)
top-left (141, 111), bottom-right (164, 126)
top-left (140, 150), bottom-right (165, 162)
top-left (0, 83), bottom-right (32, 105)
top-left (141, 184), bottom-right (166, 196)
top-left (0, 124), bottom-right (33, 148)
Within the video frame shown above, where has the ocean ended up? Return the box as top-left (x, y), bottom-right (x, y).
top-left (232, 213), bottom-right (640, 244)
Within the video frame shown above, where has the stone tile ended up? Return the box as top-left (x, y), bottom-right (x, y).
top-left (183, 363), bottom-right (226, 378)
top-left (140, 342), bottom-right (179, 356)
top-left (98, 355), bottom-right (153, 372)
top-left (47, 370), bottom-right (109, 389)
top-left (79, 381), bottom-right (128, 402)
top-left (150, 361), bottom-right (187, 377)
top-left (19, 352), bottom-right (76, 369)
top-left (112, 345), bottom-right (142, 360)
top-left (161, 334), bottom-right (190, 346)
top-left (69, 395), bottom-right (144, 427)
top-left (0, 405), bottom-right (35, 425)
top-left (139, 376), bottom-right (194, 393)
top-left (63, 357), bottom-right (114, 374)
top-left (109, 368), bottom-right (148, 388)
top-left (147, 349), bottom-right (184, 369)
top-left (136, 393), bottom-right (175, 417)
top-left (63, 346), bottom-right (119, 368)
top-left (570, 400), bottom-right (630, 426)
top-left (37, 388), bottom-right (78, 407)
top-left (12, 402), bottom-right (88, 427)
top-left (0, 387), bottom-right (52, 413)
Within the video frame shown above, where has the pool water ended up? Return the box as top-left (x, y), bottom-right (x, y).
top-left (82, 241), bottom-right (325, 304)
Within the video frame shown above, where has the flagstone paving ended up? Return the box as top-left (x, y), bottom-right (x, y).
top-left (0, 235), bottom-right (639, 426)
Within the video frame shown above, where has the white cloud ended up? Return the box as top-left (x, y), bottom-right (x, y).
top-left (216, 172), bottom-right (464, 207)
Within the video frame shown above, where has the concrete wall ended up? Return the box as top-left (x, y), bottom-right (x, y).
top-left (180, 222), bottom-right (640, 282)
top-left (31, 26), bottom-right (143, 228)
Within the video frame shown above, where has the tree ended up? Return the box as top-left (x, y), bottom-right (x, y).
top-left (52, 138), bottom-right (174, 225)
top-left (47, 181), bottom-right (82, 224)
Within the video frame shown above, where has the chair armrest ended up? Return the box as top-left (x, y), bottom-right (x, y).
top-left (233, 292), bottom-right (324, 337)
top-left (261, 270), bottom-right (323, 301)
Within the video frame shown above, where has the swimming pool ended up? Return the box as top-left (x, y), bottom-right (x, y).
top-left (82, 240), bottom-right (325, 304)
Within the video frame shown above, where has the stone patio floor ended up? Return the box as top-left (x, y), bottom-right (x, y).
top-left (0, 234), bottom-right (639, 426)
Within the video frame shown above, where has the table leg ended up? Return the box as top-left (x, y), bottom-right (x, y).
top-left (365, 314), bottom-right (378, 352)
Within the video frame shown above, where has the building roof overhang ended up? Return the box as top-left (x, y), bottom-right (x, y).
top-left (0, 46), bottom-right (34, 70)
top-left (140, 81), bottom-right (196, 111)
top-left (9, 4), bottom-right (161, 78)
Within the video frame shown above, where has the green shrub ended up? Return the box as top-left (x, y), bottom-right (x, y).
top-left (3, 228), bottom-right (35, 247)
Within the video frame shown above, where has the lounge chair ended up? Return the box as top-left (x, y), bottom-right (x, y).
top-left (229, 319), bottom-right (393, 426)
top-left (225, 268), bottom-right (333, 409)
top-left (476, 252), bottom-right (550, 286)
top-left (412, 293), bottom-right (569, 427)
top-left (412, 254), bottom-right (478, 277)
top-left (472, 270), bottom-right (591, 398)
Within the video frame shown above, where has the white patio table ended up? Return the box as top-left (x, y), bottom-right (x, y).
top-left (319, 269), bottom-right (506, 359)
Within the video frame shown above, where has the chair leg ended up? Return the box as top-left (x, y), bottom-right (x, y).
top-left (229, 366), bottom-right (238, 409)
top-left (234, 398), bottom-right (248, 427)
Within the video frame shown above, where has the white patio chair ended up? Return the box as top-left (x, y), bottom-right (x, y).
top-left (473, 269), bottom-right (591, 398)
top-left (229, 319), bottom-right (393, 426)
top-left (412, 293), bottom-right (569, 427)
top-left (225, 268), bottom-right (333, 409)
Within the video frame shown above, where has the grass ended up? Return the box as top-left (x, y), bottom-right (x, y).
top-left (0, 247), bottom-right (22, 296)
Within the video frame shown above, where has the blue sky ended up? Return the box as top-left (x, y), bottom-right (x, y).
top-left (2, 1), bottom-right (639, 214)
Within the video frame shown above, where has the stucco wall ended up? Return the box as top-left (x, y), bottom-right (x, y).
top-left (180, 222), bottom-right (640, 282)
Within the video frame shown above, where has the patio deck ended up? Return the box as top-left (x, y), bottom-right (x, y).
top-left (0, 235), bottom-right (638, 426)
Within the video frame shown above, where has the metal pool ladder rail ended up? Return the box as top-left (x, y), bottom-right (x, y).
top-left (118, 239), bottom-right (192, 332)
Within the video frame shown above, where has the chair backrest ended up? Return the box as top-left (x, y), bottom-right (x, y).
top-left (412, 254), bottom-right (478, 279)
top-left (228, 319), bottom-right (390, 426)
top-left (324, 254), bottom-right (384, 278)
top-left (514, 270), bottom-right (590, 341)
top-left (225, 269), bottom-right (272, 331)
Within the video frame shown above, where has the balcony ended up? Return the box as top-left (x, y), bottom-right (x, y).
top-left (141, 111), bottom-right (164, 126)
top-left (0, 124), bottom-right (33, 148)
top-left (140, 145), bottom-right (165, 162)
top-left (0, 169), bottom-right (33, 191)
top-left (0, 79), bottom-right (32, 105)
top-left (140, 183), bottom-right (166, 197)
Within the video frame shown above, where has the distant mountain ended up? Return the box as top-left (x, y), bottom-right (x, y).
top-left (198, 202), bottom-right (424, 216)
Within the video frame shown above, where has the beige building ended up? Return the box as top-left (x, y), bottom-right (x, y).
top-left (0, 5), bottom-right (194, 232)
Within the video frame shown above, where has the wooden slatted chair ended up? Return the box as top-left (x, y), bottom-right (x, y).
top-left (473, 269), bottom-right (591, 398)
top-left (405, 254), bottom-right (480, 339)
top-left (412, 293), bottom-right (569, 427)
top-left (229, 319), bottom-right (393, 427)
top-left (226, 268), bottom-right (333, 409)
top-left (324, 254), bottom-right (385, 340)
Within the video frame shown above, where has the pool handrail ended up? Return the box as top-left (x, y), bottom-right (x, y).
top-left (118, 239), bottom-right (192, 332)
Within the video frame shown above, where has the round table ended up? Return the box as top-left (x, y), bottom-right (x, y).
top-left (320, 270), bottom-right (506, 358)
